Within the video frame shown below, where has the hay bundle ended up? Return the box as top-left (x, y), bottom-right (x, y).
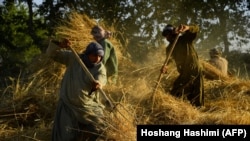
top-left (55, 13), bottom-right (95, 51)
top-left (55, 12), bottom-right (124, 60)
top-left (201, 60), bottom-right (229, 81)
top-left (54, 12), bottom-right (130, 77)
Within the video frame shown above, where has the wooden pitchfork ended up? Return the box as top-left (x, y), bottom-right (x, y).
top-left (151, 33), bottom-right (181, 107)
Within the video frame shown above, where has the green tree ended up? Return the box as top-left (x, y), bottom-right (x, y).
top-left (3, 0), bottom-right (249, 64)
top-left (0, 1), bottom-right (46, 76)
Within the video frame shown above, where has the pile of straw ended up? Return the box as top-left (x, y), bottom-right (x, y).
top-left (55, 12), bottom-right (124, 59)
top-left (201, 60), bottom-right (230, 81)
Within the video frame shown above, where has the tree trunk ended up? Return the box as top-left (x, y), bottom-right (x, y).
top-left (27, 0), bottom-right (41, 42)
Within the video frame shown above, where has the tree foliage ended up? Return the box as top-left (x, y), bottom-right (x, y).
top-left (51, 0), bottom-right (249, 58)
top-left (0, 0), bottom-right (250, 74)
top-left (0, 1), bottom-right (47, 76)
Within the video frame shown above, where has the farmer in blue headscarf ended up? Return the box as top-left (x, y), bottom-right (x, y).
top-left (47, 39), bottom-right (108, 140)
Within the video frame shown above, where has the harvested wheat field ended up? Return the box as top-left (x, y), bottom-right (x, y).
top-left (1, 12), bottom-right (250, 141)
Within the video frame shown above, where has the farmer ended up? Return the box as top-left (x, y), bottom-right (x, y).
top-left (46, 39), bottom-right (108, 141)
top-left (161, 24), bottom-right (204, 107)
top-left (91, 25), bottom-right (118, 85)
top-left (208, 48), bottom-right (228, 76)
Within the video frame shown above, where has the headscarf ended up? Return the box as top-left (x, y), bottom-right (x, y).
top-left (81, 42), bottom-right (104, 68)
top-left (209, 48), bottom-right (221, 57)
top-left (84, 42), bottom-right (104, 57)
top-left (91, 25), bottom-right (106, 40)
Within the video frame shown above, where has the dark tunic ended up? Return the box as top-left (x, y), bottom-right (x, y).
top-left (166, 25), bottom-right (204, 107)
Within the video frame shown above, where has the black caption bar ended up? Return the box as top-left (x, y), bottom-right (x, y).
top-left (137, 125), bottom-right (250, 141)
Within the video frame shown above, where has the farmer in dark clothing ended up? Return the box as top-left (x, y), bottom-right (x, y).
top-left (161, 24), bottom-right (204, 107)
top-left (47, 39), bottom-right (108, 141)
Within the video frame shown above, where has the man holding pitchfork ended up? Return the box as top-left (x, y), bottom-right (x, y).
top-left (161, 24), bottom-right (204, 107)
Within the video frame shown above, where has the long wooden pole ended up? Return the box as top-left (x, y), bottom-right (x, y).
top-left (152, 33), bottom-right (181, 95)
top-left (151, 33), bottom-right (181, 109)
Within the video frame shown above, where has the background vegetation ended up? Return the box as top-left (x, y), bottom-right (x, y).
top-left (0, 0), bottom-right (250, 140)
top-left (0, 0), bottom-right (250, 78)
